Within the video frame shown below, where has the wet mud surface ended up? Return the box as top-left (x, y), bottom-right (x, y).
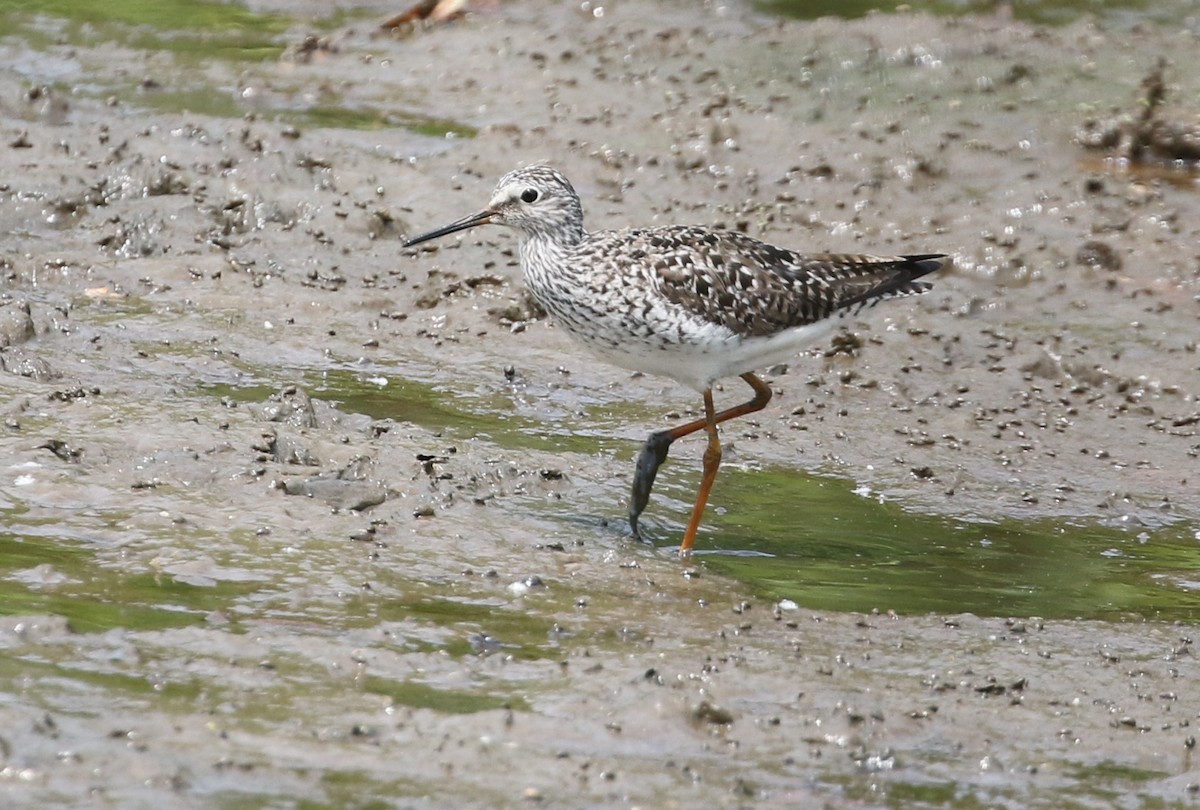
top-left (2, 2), bottom-right (1199, 807)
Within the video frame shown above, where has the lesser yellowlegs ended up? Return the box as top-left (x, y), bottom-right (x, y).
top-left (405, 166), bottom-right (944, 556)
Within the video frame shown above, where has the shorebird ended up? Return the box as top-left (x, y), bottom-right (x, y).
top-left (405, 166), bottom-right (943, 556)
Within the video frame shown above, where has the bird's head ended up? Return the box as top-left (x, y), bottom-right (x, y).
top-left (405, 165), bottom-right (584, 248)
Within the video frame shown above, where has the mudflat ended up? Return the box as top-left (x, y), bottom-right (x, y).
top-left (1, 3), bottom-right (1197, 807)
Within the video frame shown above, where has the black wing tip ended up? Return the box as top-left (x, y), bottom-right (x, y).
top-left (900, 253), bottom-right (949, 280)
top-left (835, 253), bottom-right (945, 312)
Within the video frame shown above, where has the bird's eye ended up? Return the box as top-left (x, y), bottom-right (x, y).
top-left (520, 188), bottom-right (539, 204)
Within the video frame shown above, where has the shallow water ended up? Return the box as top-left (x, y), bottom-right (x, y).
top-left (207, 368), bottom-right (1200, 623)
top-left (697, 468), bottom-right (1199, 621)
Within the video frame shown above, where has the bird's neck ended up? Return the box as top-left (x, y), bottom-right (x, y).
top-left (518, 227), bottom-right (583, 284)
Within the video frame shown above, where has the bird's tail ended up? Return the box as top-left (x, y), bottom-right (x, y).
top-left (839, 253), bottom-right (945, 314)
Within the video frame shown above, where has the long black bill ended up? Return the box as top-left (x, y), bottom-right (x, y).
top-left (404, 210), bottom-right (494, 247)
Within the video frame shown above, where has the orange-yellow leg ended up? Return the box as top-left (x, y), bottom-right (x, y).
top-left (677, 390), bottom-right (722, 556)
top-left (628, 372), bottom-right (773, 546)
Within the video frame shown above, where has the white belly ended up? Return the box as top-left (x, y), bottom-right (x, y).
top-left (570, 317), bottom-right (839, 392)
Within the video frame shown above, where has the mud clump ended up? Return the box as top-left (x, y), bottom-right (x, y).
top-left (1076, 58), bottom-right (1200, 166)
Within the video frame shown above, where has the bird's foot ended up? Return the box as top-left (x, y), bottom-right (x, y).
top-left (628, 429), bottom-right (674, 539)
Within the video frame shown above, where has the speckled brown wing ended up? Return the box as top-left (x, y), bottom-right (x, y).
top-left (627, 226), bottom-right (942, 338)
